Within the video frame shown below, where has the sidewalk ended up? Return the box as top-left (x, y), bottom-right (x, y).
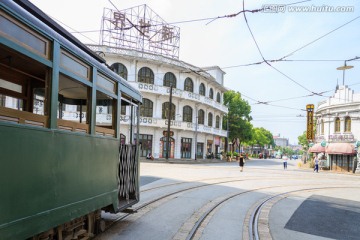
top-left (140, 157), bottom-right (226, 164)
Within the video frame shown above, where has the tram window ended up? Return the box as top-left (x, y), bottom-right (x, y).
top-left (96, 91), bottom-right (116, 137)
top-left (121, 105), bottom-right (126, 115)
top-left (58, 74), bottom-right (89, 132)
top-left (0, 79), bottom-right (23, 110)
top-left (0, 44), bottom-right (48, 126)
top-left (0, 13), bottom-right (50, 58)
top-left (97, 74), bottom-right (116, 94)
top-left (60, 50), bottom-right (90, 80)
top-left (33, 88), bottom-right (45, 115)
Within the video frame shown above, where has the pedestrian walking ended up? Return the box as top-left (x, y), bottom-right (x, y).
top-left (314, 155), bottom-right (319, 173)
top-left (282, 155), bottom-right (288, 169)
top-left (239, 154), bottom-right (245, 172)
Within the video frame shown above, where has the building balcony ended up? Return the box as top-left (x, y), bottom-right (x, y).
top-left (120, 115), bottom-right (227, 137)
top-left (128, 81), bottom-right (228, 114)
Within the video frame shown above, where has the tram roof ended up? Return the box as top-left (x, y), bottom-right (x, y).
top-left (14, 0), bottom-right (106, 64)
top-left (1, 0), bottom-right (142, 103)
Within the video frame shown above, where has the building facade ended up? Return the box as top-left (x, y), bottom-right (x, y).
top-left (88, 45), bottom-right (228, 160)
top-left (273, 135), bottom-right (289, 147)
top-left (315, 85), bottom-right (360, 172)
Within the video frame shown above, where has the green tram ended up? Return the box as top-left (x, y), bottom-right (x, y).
top-left (0, 0), bottom-right (142, 239)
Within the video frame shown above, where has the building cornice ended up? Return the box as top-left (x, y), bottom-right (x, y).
top-left (87, 44), bottom-right (228, 92)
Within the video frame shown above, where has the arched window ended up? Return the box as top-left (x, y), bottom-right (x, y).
top-left (216, 115), bottom-right (220, 128)
top-left (138, 67), bottom-right (154, 84)
top-left (345, 116), bottom-right (351, 132)
top-left (184, 77), bottom-right (193, 92)
top-left (162, 102), bottom-right (176, 120)
top-left (111, 62), bottom-right (128, 80)
top-left (209, 88), bottom-right (214, 99)
top-left (198, 109), bottom-right (205, 124)
top-left (208, 112), bottom-right (213, 127)
top-left (140, 98), bottom-right (153, 117)
top-left (199, 83), bottom-right (205, 96)
top-left (334, 117), bottom-right (340, 133)
top-left (321, 119), bottom-right (324, 135)
top-left (183, 106), bottom-right (193, 122)
top-left (163, 72), bottom-right (176, 88)
top-left (216, 92), bottom-right (221, 103)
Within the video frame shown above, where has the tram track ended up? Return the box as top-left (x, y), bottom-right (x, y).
top-left (98, 176), bottom-right (330, 238)
top-left (248, 186), bottom-right (360, 240)
top-left (99, 177), bottom-right (288, 236)
top-left (96, 174), bottom-right (360, 240)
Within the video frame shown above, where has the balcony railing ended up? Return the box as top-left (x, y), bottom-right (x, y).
top-left (128, 81), bottom-right (228, 113)
top-left (120, 115), bottom-right (227, 137)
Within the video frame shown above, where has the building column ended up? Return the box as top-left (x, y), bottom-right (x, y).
top-left (176, 130), bottom-right (181, 159)
top-left (153, 128), bottom-right (162, 159)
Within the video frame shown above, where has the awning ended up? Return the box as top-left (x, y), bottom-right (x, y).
top-left (325, 143), bottom-right (355, 155)
top-left (308, 143), bottom-right (325, 153)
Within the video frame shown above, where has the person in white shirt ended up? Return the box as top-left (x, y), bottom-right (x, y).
top-left (282, 155), bottom-right (288, 169)
top-left (314, 155), bottom-right (319, 173)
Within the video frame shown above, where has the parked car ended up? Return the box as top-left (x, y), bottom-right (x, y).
top-left (291, 155), bottom-right (298, 160)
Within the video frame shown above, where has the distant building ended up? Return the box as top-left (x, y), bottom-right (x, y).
top-left (273, 135), bottom-right (289, 147)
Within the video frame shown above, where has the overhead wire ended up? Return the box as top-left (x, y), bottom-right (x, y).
top-left (241, 0), bottom-right (317, 97)
top-left (279, 15), bottom-right (360, 60)
top-left (239, 0), bottom-right (360, 109)
top-left (48, 0), bottom-right (359, 111)
top-left (47, 16), bottom-right (98, 44)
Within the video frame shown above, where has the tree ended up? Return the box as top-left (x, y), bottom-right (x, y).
top-left (298, 131), bottom-right (309, 150)
top-left (247, 127), bottom-right (274, 153)
top-left (223, 91), bottom-right (253, 151)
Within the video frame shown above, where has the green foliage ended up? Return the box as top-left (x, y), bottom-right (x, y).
top-left (249, 127), bottom-right (274, 147)
top-left (226, 151), bottom-right (232, 156)
top-left (223, 90), bottom-right (275, 150)
top-left (298, 131), bottom-right (309, 150)
top-left (233, 151), bottom-right (239, 157)
top-left (223, 91), bottom-right (253, 144)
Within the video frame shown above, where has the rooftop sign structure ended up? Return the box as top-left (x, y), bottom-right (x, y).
top-left (100, 4), bottom-right (180, 59)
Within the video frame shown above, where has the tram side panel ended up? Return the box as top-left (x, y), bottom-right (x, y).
top-left (0, 124), bottom-right (119, 239)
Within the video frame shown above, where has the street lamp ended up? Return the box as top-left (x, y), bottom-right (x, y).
top-left (194, 105), bottom-right (199, 161)
top-left (337, 61), bottom-right (354, 85)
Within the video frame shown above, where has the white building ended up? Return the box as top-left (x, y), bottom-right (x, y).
top-left (88, 45), bottom-right (228, 159)
top-left (273, 135), bottom-right (289, 147)
top-left (315, 85), bottom-right (360, 172)
top-left (87, 5), bottom-right (228, 160)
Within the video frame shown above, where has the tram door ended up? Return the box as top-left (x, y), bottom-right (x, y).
top-left (160, 137), bottom-right (174, 158)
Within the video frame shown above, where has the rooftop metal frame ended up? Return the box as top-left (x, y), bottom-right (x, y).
top-left (100, 4), bottom-right (180, 59)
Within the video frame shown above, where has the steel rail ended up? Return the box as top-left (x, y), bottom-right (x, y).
top-left (249, 186), bottom-right (360, 240)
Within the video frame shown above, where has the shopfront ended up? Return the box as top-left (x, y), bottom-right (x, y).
top-left (160, 136), bottom-right (174, 158)
top-left (214, 137), bottom-right (220, 157)
top-left (326, 143), bottom-right (355, 172)
top-left (207, 140), bottom-right (213, 154)
top-left (181, 138), bottom-right (192, 159)
top-left (136, 134), bottom-right (153, 157)
top-left (196, 142), bottom-right (204, 159)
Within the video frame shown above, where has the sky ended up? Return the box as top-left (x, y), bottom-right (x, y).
top-left (30, 0), bottom-right (360, 144)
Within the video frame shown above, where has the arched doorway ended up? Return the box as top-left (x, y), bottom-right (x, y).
top-left (160, 136), bottom-right (175, 158)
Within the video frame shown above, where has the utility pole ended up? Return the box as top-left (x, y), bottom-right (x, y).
top-left (166, 85), bottom-right (173, 160)
top-left (226, 114), bottom-right (229, 153)
top-left (194, 105), bottom-right (198, 161)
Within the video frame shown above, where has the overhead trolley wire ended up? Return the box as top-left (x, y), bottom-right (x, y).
top-left (241, 0), bottom-right (317, 96)
top-left (279, 15), bottom-right (360, 60)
